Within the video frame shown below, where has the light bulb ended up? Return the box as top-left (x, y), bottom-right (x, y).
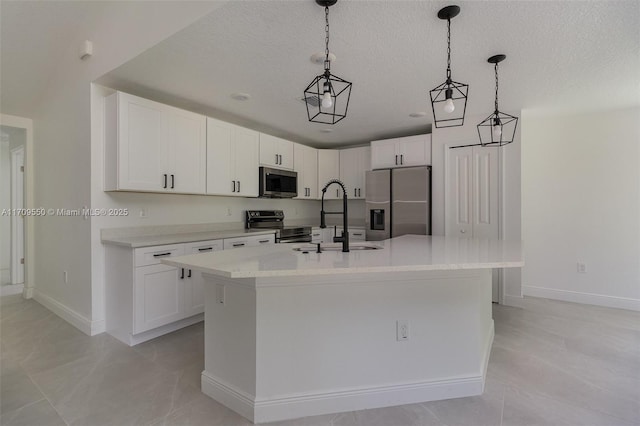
top-left (443, 98), bottom-right (455, 113)
top-left (492, 124), bottom-right (502, 140)
top-left (321, 91), bottom-right (333, 109)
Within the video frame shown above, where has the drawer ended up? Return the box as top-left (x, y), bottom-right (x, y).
top-left (135, 244), bottom-right (185, 267)
top-left (223, 236), bottom-right (251, 250)
top-left (250, 234), bottom-right (275, 246)
top-left (184, 239), bottom-right (223, 254)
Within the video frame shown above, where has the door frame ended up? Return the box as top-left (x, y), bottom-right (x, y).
top-left (444, 144), bottom-right (505, 304)
top-left (0, 114), bottom-right (34, 298)
top-left (10, 146), bottom-right (24, 285)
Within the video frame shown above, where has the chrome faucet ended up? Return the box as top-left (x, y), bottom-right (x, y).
top-left (320, 179), bottom-right (349, 252)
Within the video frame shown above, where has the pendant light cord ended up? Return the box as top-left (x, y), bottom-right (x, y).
top-left (324, 6), bottom-right (331, 74)
top-left (494, 63), bottom-right (499, 112)
top-left (446, 18), bottom-right (451, 82)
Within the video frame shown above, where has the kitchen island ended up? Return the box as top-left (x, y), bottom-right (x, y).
top-left (163, 235), bottom-right (523, 423)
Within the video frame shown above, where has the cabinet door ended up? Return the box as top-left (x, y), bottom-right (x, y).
top-left (117, 93), bottom-right (169, 191)
top-left (183, 240), bottom-right (223, 317)
top-left (206, 117), bottom-right (234, 195)
top-left (294, 144), bottom-right (318, 199)
top-left (340, 148), bottom-right (359, 198)
top-left (398, 134), bottom-right (430, 167)
top-left (234, 127), bottom-right (260, 197)
top-left (259, 133), bottom-right (280, 168)
top-left (223, 236), bottom-right (250, 250)
top-left (247, 234), bottom-right (276, 246)
top-left (167, 109), bottom-right (206, 194)
top-left (358, 146), bottom-right (371, 199)
top-left (317, 150), bottom-right (341, 199)
top-left (277, 138), bottom-right (294, 170)
top-left (370, 139), bottom-right (398, 170)
top-left (471, 147), bottom-right (499, 240)
top-left (134, 264), bottom-right (184, 334)
top-left (446, 146), bottom-right (473, 238)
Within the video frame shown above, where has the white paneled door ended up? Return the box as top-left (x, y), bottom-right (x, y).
top-left (446, 145), bottom-right (500, 301)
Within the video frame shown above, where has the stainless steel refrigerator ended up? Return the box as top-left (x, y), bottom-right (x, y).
top-left (365, 166), bottom-right (431, 241)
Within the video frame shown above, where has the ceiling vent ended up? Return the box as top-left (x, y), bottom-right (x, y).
top-left (301, 96), bottom-right (321, 107)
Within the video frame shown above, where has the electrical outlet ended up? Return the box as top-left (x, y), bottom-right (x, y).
top-left (139, 208), bottom-right (148, 218)
top-left (226, 207), bottom-right (232, 217)
top-left (577, 262), bottom-right (586, 273)
top-left (396, 320), bottom-right (409, 341)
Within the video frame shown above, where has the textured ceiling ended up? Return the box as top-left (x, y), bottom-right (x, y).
top-left (3, 1), bottom-right (639, 147)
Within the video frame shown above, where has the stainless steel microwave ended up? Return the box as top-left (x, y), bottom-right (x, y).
top-left (259, 167), bottom-right (297, 198)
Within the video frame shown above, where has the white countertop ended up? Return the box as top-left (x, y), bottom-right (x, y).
top-left (162, 235), bottom-right (524, 278)
top-left (101, 229), bottom-right (276, 248)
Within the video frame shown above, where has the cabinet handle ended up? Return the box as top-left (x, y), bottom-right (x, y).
top-left (180, 268), bottom-right (185, 279)
top-left (400, 154), bottom-right (404, 165)
top-left (358, 188), bottom-right (361, 197)
top-left (152, 252), bottom-right (172, 258)
top-left (188, 269), bottom-right (192, 278)
top-left (237, 181), bottom-right (241, 192)
top-left (232, 243), bottom-right (245, 247)
top-left (279, 154), bottom-right (283, 165)
top-left (163, 174), bottom-right (167, 189)
top-left (354, 233), bottom-right (363, 236)
top-left (275, 154), bottom-right (278, 165)
top-left (354, 188), bottom-right (357, 197)
top-left (336, 189), bottom-right (339, 198)
top-left (259, 239), bottom-right (270, 243)
top-left (395, 155), bottom-right (398, 165)
top-left (198, 247), bottom-right (213, 252)
top-left (171, 174), bottom-right (175, 189)
top-left (232, 180), bottom-right (236, 192)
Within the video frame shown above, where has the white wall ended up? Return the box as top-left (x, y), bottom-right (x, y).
top-left (431, 112), bottom-right (522, 303)
top-left (521, 107), bottom-right (640, 310)
top-left (28, 2), bottom-right (225, 334)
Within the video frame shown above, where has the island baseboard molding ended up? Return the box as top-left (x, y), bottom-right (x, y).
top-left (203, 324), bottom-right (494, 423)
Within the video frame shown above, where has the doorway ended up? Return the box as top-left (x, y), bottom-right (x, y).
top-left (1, 125), bottom-right (26, 296)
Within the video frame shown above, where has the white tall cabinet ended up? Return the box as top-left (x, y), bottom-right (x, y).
top-left (206, 117), bottom-right (259, 197)
top-left (339, 146), bottom-right (370, 199)
top-left (105, 91), bottom-right (206, 194)
top-left (370, 134), bottom-right (431, 169)
top-left (317, 149), bottom-right (341, 199)
top-left (294, 143), bottom-right (318, 199)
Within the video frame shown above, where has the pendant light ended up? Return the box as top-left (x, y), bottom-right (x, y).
top-left (430, 5), bottom-right (469, 128)
top-left (304, 0), bottom-right (352, 125)
top-left (477, 54), bottom-right (518, 147)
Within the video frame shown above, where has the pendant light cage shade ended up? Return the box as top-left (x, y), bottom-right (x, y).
top-left (304, 73), bottom-right (352, 125)
top-left (477, 54), bottom-right (519, 147)
top-left (477, 111), bottom-right (518, 147)
top-left (430, 80), bottom-right (469, 128)
top-left (430, 5), bottom-right (469, 128)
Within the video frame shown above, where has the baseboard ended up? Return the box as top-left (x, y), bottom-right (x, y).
top-left (502, 294), bottom-right (524, 307)
top-left (32, 289), bottom-right (105, 336)
top-left (23, 286), bottom-right (34, 298)
top-left (123, 314), bottom-right (204, 346)
top-left (1, 283), bottom-right (24, 297)
top-left (523, 285), bottom-right (640, 312)
top-left (202, 370), bottom-right (485, 424)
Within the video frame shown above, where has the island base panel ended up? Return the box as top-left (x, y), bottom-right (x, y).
top-left (201, 269), bottom-right (493, 423)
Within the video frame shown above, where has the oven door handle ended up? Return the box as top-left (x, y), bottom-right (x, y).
top-left (278, 236), bottom-right (313, 244)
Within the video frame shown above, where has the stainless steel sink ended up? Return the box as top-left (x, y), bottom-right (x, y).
top-left (292, 243), bottom-right (383, 252)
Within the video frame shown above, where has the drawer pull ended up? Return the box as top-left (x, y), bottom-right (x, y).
top-left (188, 269), bottom-right (192, 278)
top-left (152, 252), bottom-right (172, 258)
top-left (180, 268), bottom-right (185, 279)
top-left (232, 243), bottom-right (245, 247)
top-left (259, 239), bottom-right (270, 243)
top-left (353, 233), bottom-right (363, 236)
top-left (198, 247), bottom-right (213, 252)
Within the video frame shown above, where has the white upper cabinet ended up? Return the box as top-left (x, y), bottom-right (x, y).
top-left (370, 134), bottom-right (431, 170)
top-left (259, 134), bottom-right (294, 170)
top-left (339, 146), bottom-right (370, 200)
top-left (206, 117), bottom-right (259, 197)
top-left (105, 91), bottom-right (206, 194)
top-left (317, 149), bottom-right (341, 200)
top-left (293, 143), bottom-right (318, 199)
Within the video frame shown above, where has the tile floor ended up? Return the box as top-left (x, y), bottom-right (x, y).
top-left (1, 294), bottom-right (638, 426)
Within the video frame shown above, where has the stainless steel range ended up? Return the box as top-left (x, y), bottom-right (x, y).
top-left (245, 210), bottom-right (312, 243)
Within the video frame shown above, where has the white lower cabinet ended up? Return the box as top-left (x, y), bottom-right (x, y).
top-left (134, 263), bottom-right (184, 334)
top-left (107, 236), bottom-right (275, 346)
top-left (183, 240), bottom-right (224, 317)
